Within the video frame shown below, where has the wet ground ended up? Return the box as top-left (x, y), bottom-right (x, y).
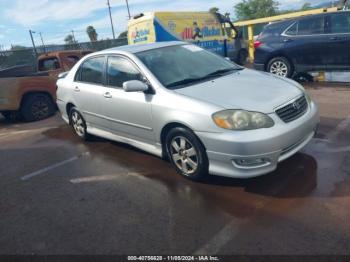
top-left (0, 83), bottom-right (350, 255)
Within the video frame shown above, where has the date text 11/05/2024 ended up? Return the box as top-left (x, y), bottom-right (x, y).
top-left (127, 256), bottom-right (220, 261)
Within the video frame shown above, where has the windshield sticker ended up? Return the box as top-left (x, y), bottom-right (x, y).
top-left (182, 45), bottom-right (202, 52)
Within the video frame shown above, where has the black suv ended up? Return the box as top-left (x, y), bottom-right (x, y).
top-left (254, 11), bottom-right (350, 78)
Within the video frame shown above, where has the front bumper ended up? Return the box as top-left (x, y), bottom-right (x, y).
top-left (195, 101), bottom-right (319, 178)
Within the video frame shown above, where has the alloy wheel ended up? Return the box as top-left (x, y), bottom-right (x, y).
top-left (71, 111), bottom-right (85, 137)
top-left (170, 136), bottom-right (198, 175)
top-left (270, 61), bottom-right (288, 77)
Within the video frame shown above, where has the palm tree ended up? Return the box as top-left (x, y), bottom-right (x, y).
top-left (209, 7), bottom-right (219, 13)
top-left (64, 34), bottom-right (75, 45)
top-left (86, 26), bottom-right (98, 42)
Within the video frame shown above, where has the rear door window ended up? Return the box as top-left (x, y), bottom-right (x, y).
top-left (297, 16), bottom-right (325, 35)
top-left (330, 13), bottom-right (350, 33)
top-left (78, 56), bottom-right (105, 85)
top-left (106, 56), bottom-right (142, 88)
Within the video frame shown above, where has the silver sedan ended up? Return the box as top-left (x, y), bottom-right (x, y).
top-left (56, 41), bottom-right (319, 181)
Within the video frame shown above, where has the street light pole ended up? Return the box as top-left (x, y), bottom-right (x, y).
top-left (125, 0), bottom-right (131, 19)
top-left (29, 30), bottom-right (38, 56)
top-left (107, 0), bottom-right (116, 39)
top-left (39, 32), bottom-right (47, 53)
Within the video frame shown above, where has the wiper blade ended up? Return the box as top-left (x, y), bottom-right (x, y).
top-left (166, 68), bottom-right (243, 88)
top-left (167, 77), bottom-right (204, 88)
top-left (204, 68), bottom-right (242, 78)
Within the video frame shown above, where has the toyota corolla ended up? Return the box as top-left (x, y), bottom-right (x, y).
top-left (56, 41), bottom-right (319, 181)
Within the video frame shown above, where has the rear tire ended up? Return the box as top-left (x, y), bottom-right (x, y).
top-left (69, 107), bottom-right (89, 140)
top-left (267, 57), bottom-right (293, 78)
top-left (165, 127), bottom-right (208, 181)
top-left (21, 93), bottom-right (55, 122)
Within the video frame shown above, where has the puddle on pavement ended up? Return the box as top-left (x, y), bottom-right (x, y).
top-left (41, 120), bottom-right (350, 219)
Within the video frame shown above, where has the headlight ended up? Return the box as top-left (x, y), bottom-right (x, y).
top-left (212, 110), bottom-right (274, 130)
top-left (305, 92), bottom-right (312, 104)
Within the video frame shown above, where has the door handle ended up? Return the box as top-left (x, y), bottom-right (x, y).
top-left (283, 38), bottom-right (293, 42)
top-left (330, 36), bottom-right (339, 40)
top-left (103, 92), bottom-right (112, 98)
top-left (74, 86), bottom-right (80, 92)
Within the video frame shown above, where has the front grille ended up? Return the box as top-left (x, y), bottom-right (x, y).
top-left (276, 95), bottom-right (308, 123)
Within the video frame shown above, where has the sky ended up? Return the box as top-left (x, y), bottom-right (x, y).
top-left (0, 0), bottom-right (326, 50)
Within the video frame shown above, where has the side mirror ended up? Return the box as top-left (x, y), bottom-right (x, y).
top-left (58, 71), bottom-right (69, 79)
top-left (123, 80), bottom-right (149, 92)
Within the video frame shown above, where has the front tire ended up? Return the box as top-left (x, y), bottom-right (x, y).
top-left (165, 127), bottom-right (208, 181)
top-left (267, 57), bottom-right (293, 78)
top-left (69, 107), bottom-right (89, 140)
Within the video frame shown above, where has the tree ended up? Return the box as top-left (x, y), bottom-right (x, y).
top-left (86, 26), bottom-right (98, 42)
top-left (209, 7), bottom-right (219, 13)
top-left (234, 0), bottom-right (279, 20)
top-left (64, 34), bottom-right (77, 45)
top-left (118, 31), bottom-right (127, 39)
top-left (301, 2), bottom-right (312, 10)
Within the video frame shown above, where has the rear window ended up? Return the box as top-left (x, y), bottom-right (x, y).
top-left (66, 55), bottom-right (80, 64)
top-left (38, 57), bottom-right (60, 71)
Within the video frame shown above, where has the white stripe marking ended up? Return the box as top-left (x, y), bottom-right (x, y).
top-left (70, 175), bottom-right (117, 184)
top-left (194, 220), bottom-right (241, 255)
top-left (0, 127), bottom-right (51, 139)
top-left (21, 152), bottom-right (89, 181)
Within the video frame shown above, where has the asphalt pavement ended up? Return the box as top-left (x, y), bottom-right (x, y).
top-left (0, 83), bottom-right (350, 255)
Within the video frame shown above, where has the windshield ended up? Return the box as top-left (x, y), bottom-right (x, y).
top-left (135, 44), bottom-right (242, 89)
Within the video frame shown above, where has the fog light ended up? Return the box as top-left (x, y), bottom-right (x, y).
top-left (234, 158), bottom-right (271, 168)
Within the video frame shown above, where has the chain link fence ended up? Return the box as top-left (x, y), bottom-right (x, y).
top-left (0, 38), bottom-right (128, 70)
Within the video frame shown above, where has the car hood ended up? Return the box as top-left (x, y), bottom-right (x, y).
top-left (174, 69), bottom-right (303, 114)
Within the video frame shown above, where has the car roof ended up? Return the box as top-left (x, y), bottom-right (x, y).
top-left (100, 41), bottom-right (185, 54)
top-left (266, 10), bottom-right (350, 28)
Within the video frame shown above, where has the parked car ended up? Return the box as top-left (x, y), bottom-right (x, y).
top-left (0, 50), bottom-right (91, 121)
top-left (56, 42), bottom-right (319, 181)
top-left (127, 11), bottom-right (248, 65)
top-left (254, 11), bottom-right (350, 78)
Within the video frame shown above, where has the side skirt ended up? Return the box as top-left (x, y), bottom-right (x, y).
top-left (86, 126), bottom-right (163, 158)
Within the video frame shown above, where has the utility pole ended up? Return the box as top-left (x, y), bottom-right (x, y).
top-left (107, 0), bottom-right (116, 39)
top-left (39, 32), bottom-right (47, 53)
top-left (71, 30), bottom-right (77, 43)
top-left (29, 30), bottom-right (38, 56)
top-left (125, 0), bottom-right (131, 19)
